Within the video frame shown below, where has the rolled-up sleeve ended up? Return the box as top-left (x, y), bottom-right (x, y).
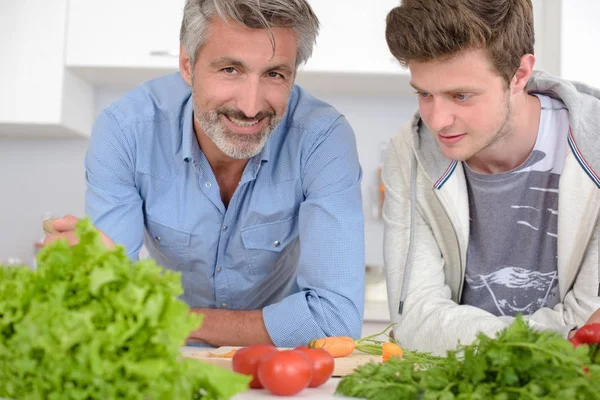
top-left (262, 116), bottom-right (365, 346)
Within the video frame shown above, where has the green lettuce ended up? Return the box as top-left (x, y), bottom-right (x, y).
top-left (0, 218), bottom-right (250, 399)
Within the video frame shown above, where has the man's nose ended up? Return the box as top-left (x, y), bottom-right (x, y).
top-left (237, 76), bottom-right (265, 118)
top-left (427, 99), bottom-right (454, 132)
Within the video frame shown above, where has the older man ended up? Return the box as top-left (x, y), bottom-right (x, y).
top-left (46, 0), bottom-right (365, 348)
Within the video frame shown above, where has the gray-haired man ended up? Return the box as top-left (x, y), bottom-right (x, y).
top-left (46, 0), bottom-right (365, 347)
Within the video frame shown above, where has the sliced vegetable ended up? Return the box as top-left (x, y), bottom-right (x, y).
top-left (208, 349), bottom-right (239, 358)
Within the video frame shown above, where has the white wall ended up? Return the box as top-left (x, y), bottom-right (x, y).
top-left (559, 1), bottom-right (600, 88)
top-left (0, 87), bottom-right (416, 267)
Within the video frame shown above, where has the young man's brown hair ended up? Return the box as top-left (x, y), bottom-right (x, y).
top-left (385, 0), bottom-right (534, 85)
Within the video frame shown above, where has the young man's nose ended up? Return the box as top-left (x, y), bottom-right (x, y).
top-left (427, 99), bottom-right (455, 132)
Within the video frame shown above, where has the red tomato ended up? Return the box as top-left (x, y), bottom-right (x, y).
top-left (232, 345), bottom-right (278, 388)
top-left (257, 350), bottom-right (313, 396)
top-left (294, 346), bottom-right (335, 387)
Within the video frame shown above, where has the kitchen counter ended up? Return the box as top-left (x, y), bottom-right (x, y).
top-left (231, 378), bottom-right (349, 399)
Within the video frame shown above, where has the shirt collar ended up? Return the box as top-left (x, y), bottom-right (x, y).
top-left (181, 96), bottom-right (198, 163)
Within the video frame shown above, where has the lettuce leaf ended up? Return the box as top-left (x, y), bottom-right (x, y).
top-left (0, 218), bottom-right (250, 399)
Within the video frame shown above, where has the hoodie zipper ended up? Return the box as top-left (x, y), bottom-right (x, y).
top-left (433, 188), bottom-right (466, 303)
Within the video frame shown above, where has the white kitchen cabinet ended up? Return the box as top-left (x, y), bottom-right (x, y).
top-left (65, 0), bottom-right (410, 96)
top-left (65, 0), bottom-right (185, 88)
top-left (0, 0), bottom-right (93, 138)
top-left (305, 0), bottom-right (401, 75)
top-left (295, 0), bottom-right (410, 96)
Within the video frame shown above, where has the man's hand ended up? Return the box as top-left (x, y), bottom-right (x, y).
top-left (568, 308), bottom-right (600, 339)
top-left (42, 215), bottom-right (115, 250)
top-left (585, 308), bottom-right (600, 325)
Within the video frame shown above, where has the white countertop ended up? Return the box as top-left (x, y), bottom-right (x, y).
top-left (231, 378), bottom-right (346, 399)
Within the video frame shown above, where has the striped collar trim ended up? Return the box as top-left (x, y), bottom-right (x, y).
top-left (568, 127), bottom-right (600, 188)
top-left (434, 160), bottom-right (458, 189)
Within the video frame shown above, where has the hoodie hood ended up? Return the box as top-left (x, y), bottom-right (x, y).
top-left (409, 70), bottom-right (600, 188)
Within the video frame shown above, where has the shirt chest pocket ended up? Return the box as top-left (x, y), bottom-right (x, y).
top-left (240, 216), bottom-right (299, 275)
top-left (145, 218), bottom-right (191, 266)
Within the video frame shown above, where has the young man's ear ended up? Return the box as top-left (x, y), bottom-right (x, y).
top-left (179, 44), bottom-right (193, 86)
top-left (511, 54), bottom-right (535, 94)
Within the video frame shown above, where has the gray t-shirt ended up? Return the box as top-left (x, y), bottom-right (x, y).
top-left (460, 94), bottom-right (569, 317)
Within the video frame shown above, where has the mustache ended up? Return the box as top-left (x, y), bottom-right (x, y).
top-left (216, 107), bottom-right (275, 121)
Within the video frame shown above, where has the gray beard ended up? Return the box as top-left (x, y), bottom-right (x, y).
top-left (194, 108), bottom-right (281, 159)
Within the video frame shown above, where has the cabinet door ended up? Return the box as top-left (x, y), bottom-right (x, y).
top-left (0, 0), bottom-right (66, 124)
top-left (302, 0), bottom-right (402, 74)
top-left (66, 0), bottom-right (185, 68)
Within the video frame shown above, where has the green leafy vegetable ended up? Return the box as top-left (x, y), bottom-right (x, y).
top-left (0, 218), bottom-right (250, 399)
top-left (336, 317), bottom-right (600, 400)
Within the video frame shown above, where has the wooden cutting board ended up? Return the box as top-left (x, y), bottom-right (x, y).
top-left (184, 346), bottom-right (382, 376)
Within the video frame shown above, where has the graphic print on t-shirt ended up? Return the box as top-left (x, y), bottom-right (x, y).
top-left (461, 94), bottom-right (569, 317)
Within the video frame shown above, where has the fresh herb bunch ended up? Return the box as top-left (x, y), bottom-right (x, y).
top-left (336, 317), bottom-right (600, 400)
top-left (0, 218), bottom-right (250, 400)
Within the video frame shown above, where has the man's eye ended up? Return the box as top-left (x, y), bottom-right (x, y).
top-left (454, 93), bottom-right (469, 101)
top-left (267, 71), bottom-right (283, 79)
top-left (222, 67), bottom-right (236, 74)
top-left (415, 92), bottom-right (430, 98)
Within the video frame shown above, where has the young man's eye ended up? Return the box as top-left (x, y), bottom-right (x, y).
top-left (454, 93), bottom-right (469, 101)
top-left (222, 67), bottom-right (237, 74)
top-left (415, 91), bottom-right (430, 98)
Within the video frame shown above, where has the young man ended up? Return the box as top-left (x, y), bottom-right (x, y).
top-left (45, 0), bottom-right (365, 348)
top-left (383, 0), bottom-right (600, 354)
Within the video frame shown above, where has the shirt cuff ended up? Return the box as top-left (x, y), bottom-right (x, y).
top-left (262, 292), bottom-right (322, 347)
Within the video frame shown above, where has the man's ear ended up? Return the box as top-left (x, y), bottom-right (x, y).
top-left (179, 44), bottom-right (193, 86)
top-left (511, 54), bottom-right (535, 94)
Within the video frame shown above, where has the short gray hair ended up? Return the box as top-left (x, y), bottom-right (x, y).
top-left (180, 0), bottom-right (319, 68)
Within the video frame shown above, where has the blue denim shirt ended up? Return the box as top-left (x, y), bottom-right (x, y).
top-left (85, 73), bottom-right (365, 346)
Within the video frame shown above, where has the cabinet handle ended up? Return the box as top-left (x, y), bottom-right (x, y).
top-left (149, 50), bottom-right (179, 57)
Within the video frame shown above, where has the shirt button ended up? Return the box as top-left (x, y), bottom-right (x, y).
top-left (205, 182), bottom-right (212, 188)
top-left (221, 303), bottom-right (227, 308)
top-left (273, 240), bottom-right (281, 247)
top-left (216, 267), bottom-right (222, 272)
top-left (222, 225), bottom-right (228, 232)
top-left (155, 236), bottom-right (161, 243)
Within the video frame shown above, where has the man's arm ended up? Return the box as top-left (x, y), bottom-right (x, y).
top-left (188, 309), bottom-right (272, 346)
top-left (84, 109), bottom-right (145, 259)
top-left (258, 115), bottom-right (365, 347)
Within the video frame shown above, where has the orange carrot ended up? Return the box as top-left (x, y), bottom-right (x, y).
top-left (308, 323), bottom-right (398, 358)
top-left (382, 342), bottom-right (403, 362)
top-left (208, 349), bottom-right (238, 358)
top-left (308, 336), bottom-right (357, 357)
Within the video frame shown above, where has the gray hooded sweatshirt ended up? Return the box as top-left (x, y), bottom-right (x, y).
top-left (383, 71), bottom-right (600, 355)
